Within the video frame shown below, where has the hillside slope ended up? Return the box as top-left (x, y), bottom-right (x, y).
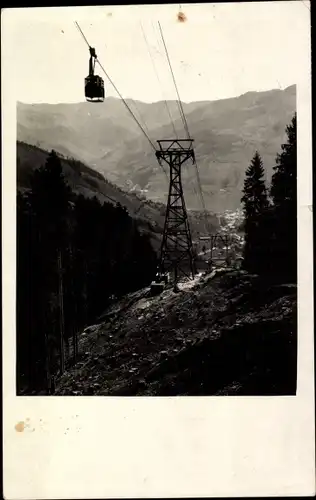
top-left (56, 270), bottom-right (297, 396)
top-left (18, 140), bottom-right (150, 210)
top-left (17, 141), bottom-right (219, 249)
top-left (17, 85), bottom-right (296, 211)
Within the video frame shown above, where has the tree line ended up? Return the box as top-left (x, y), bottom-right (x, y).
top-left (241, 113), bottom-right (297, 282)
top-left (17, 151), bottom-right (158, 394)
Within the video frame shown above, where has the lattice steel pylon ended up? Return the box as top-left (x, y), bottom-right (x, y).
top-left (156, 139), bottom-right (196, 286)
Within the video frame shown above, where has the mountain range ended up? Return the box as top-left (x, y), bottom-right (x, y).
top-left (17, 84), bottom-right (296, 212)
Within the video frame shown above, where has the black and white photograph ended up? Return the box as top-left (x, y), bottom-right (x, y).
top-left (13, 3), bottom-right (301, 398)
top-left (2, 3), bottom-right (314, 499)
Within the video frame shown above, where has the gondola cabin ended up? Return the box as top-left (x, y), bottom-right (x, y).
top-left (85, 46), bottom-right (105, 103)
top-left (85, 75), bottom-right (105, 102)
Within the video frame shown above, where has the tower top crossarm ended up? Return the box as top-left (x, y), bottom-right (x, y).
top-left (157, 139), bottom-right (194, 152)
top-left (156, 139), bottom-right (195, 165)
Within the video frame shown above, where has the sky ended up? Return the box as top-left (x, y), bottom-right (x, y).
top-left (2, 2), bottom-right (310, 104)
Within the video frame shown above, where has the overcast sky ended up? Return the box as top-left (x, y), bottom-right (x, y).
top-left (3, 2), bottom-right (310, 104)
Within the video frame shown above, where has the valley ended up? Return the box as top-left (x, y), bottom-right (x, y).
top-left (17, 85), bottom-right (296, 212)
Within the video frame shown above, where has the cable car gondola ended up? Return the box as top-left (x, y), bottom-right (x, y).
top-left (85, 46), bottom-right (105, 103)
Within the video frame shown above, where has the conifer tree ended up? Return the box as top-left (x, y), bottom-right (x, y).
top-left (269, 113), bottom-right (297, 282)
top-left (271, 114), bottom-right (297, 209)
top-left (241, 151), bottom-right (268, 273)
top-left (28, 150), bottom-right (71, 385)
top-left (242, 151), bottom-right (268, 219)
top-left (16, 192), bottom-right (39, 392)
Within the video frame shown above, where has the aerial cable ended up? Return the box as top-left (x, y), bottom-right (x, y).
top-left (75, 21), bottom-right (90, 48)
top-left (157, 21), bottom-right (190, 140)
top-left (192, 154), bottom-right (209, 227)
top-left (193, 158), bottom-right (212, 236)
top-left (129, 97), bottom-right (151, 139)
top-left (157, 20), bottom-right (188, 137)
top-left (151, 20), bottom-right (182, 138)
top-left (74, 22), bottom-right (169, 191)
top-left (140, 21), bottom-right (178, 139)
top-left (157, 26), bottom-right (208, 234)
top-left (75, 22), bottom-right (169, 183)
top-left (155, 21), bottom-right (210, 235)
top-left (81, 22), bottom-right (151, 141)
top-left (74, 21), bottom-right (156, 152)
top-left (95, 59), bottom-right (157, 152)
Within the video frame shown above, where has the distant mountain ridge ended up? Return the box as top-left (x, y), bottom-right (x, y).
top-left (17, 85), bottom-right (296, 211)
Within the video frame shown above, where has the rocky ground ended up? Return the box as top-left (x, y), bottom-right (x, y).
top-left (56, 269), bottom-right (297, 396)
